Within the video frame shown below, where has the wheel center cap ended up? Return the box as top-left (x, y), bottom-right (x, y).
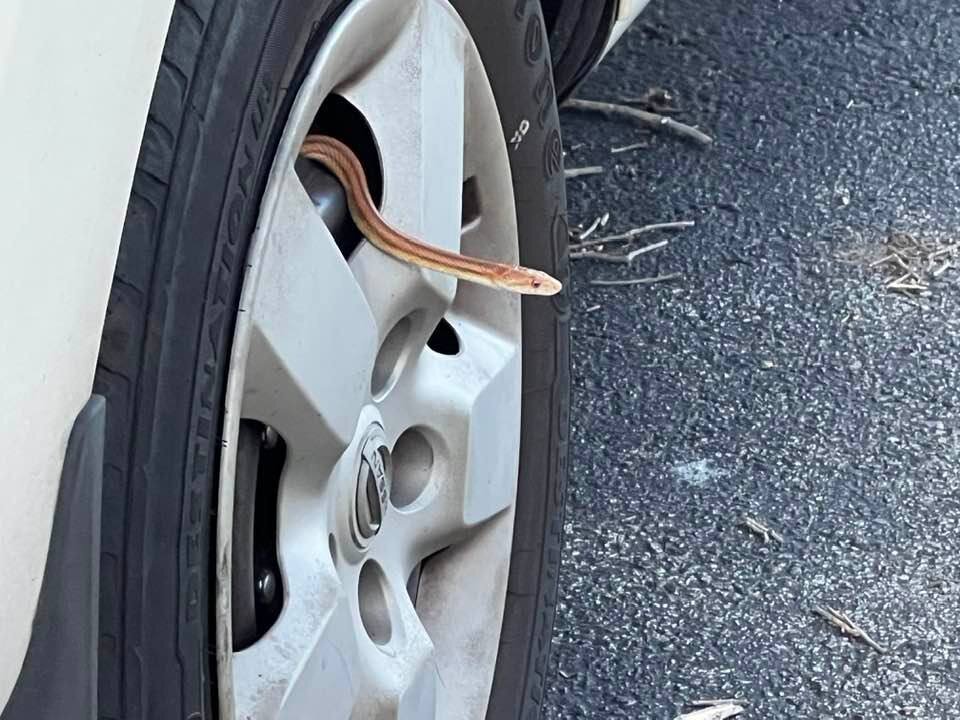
top-left (355, 425), bottom-right (391, 541)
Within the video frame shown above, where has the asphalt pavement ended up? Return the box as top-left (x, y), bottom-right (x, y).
top-left (544, 1), bottom-right (960, 717)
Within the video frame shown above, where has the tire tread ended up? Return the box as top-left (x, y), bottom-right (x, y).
top-left (94, 1), bottom-right (214, 717)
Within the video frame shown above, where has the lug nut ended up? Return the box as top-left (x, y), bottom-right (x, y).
top-left (256, 568), bottom-right (277, 605)
top-left (261, 425), bottom-right (279, 449)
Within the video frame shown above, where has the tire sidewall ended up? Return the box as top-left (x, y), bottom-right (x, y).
top-left (98, 2), bottom-right (347, 716)
top-left (451, 2), bottom-right (570, 717)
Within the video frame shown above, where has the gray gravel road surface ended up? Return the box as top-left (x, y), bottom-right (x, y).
top-left (544, 1), bottom-right (960, 718)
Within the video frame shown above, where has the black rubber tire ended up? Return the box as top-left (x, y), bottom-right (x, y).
top-left (94, 0), bottom-right (569, 718)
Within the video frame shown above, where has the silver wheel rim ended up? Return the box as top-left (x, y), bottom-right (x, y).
top-left (215, 1), bottom-right (522, 718)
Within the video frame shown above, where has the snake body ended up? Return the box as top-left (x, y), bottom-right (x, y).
top-left (300, 135), bottom-right (562, 296)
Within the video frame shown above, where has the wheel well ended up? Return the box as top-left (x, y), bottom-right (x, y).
top-left (539, 0), bottom-right (618, 101)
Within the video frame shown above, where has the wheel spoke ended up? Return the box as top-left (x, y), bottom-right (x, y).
top-left (307, 0), bottom-right (420, 97)
top-left (232, 556), bottom-right (358, 720)
top-left (378, 316), bottom-right (522, 566)
top-left (353, 586), bottom-right (440, 720)
top-left (242, 167), bottom-right (377, 462)
top-left (409, 517), bottom-right (516, 720)
top-left (339, 0), bottom-right (468, 345)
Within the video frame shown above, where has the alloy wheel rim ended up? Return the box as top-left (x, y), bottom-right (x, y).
top-left (215, 1), bottom-right (523, 717)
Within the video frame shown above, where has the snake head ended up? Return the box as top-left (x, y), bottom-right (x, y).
top-left (525, 270), bottom-right (563, 296)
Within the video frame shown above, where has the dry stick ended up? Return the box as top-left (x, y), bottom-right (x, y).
top-left (814, 606), bottom-right (887, 653)
top-left (611, 142), bottom-right (649, 154)
top-left (572, 212), bottom-right (610, 242)
top-left (929, 243), bottom-right (959, 259)
top-left (566, 98), bottom-right (714, 146)
top-left (673, 704), bottom-right (745, 720)
top-left (869, 253), bottom-right (897, 267)
top-left (887, 282), bottom-right (929, 291)
top-left (569, 221), bottom-right (695, 251)
top-left (887, 270), bottom-right (928, 291)
top-left (564, 165), bottom-right (604, 179)
top-left (689, 700), bottom-right (750, 708)
top-left (741, 516), bottom-right (784, 543)
top-left (933, 260), bottom-right (952, 277)
top-left (619, 96), bottom-right (682, 115)
top-left (887, 272), bottom-right (922, 288)
top-left (873, 253), bottom-right (913, 275)
top-left (575, 215), bottom-right (605, 241)
top-left (890, 287), bottom-right (924, 307)
top-left (572, 239), bottom-right (669, 263)
top-left (893, 256), bottom-right (914, 275)
top-left (590, 272), bottom-right (682, 287)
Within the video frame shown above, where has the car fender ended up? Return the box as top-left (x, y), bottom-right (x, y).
top-left (0, 0), bottom-right (175, 709)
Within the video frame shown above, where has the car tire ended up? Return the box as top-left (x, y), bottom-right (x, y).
top-left (94, 0), bottom-right (569, 718)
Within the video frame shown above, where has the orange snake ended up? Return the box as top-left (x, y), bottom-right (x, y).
top-left (300, 135), bottom-right (562, 296)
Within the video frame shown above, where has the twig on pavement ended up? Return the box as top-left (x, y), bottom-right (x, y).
top-left (564, 165), bottom-right (604, 179)
top-left (741, 516), bottom-right (784, 543)
top-left (868, 253), bottom-right (897, 267)
top-left (576, 215), bottom-right (604, 241)
top-left (673, 703), bottom-right (745, 720)
top-left (689, 700), bottom-right (749, 709)
top-left (572, 239), bottom-right (668, 263)
top-left (813, 606), bottom-right (886, 653)
top-left (565, 98), bottom-right (713, 146)
top-left (590, 272), bottom-right (682, 287)
top-left (933, 260), bottom-right (952, 277)
top-left (929, 243), bottom-right (959, 260)
top-left (888, 271), bottom-right (918, 286)
top-left (569, 221), bottom-right (694, 251)
top-left (850, 232), bottom-right (958, 297)
top-left (611, 141), bottom-right (650, 154)
top-left (573, 212), bottom-right (610, 242)
top-left (887, 282), bottom-right (928, 292)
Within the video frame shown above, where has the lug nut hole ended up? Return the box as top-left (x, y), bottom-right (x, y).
top-left (358, 561), bottom-right (393, 646)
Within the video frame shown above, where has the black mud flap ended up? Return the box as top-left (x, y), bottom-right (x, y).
top-left (1, 395), bottom-right (104, 720)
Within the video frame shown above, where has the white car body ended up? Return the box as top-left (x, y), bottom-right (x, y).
top-left (0, 0), bottom-right (175, 706)
top-left (0, 0), bottom-right (645, 711)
